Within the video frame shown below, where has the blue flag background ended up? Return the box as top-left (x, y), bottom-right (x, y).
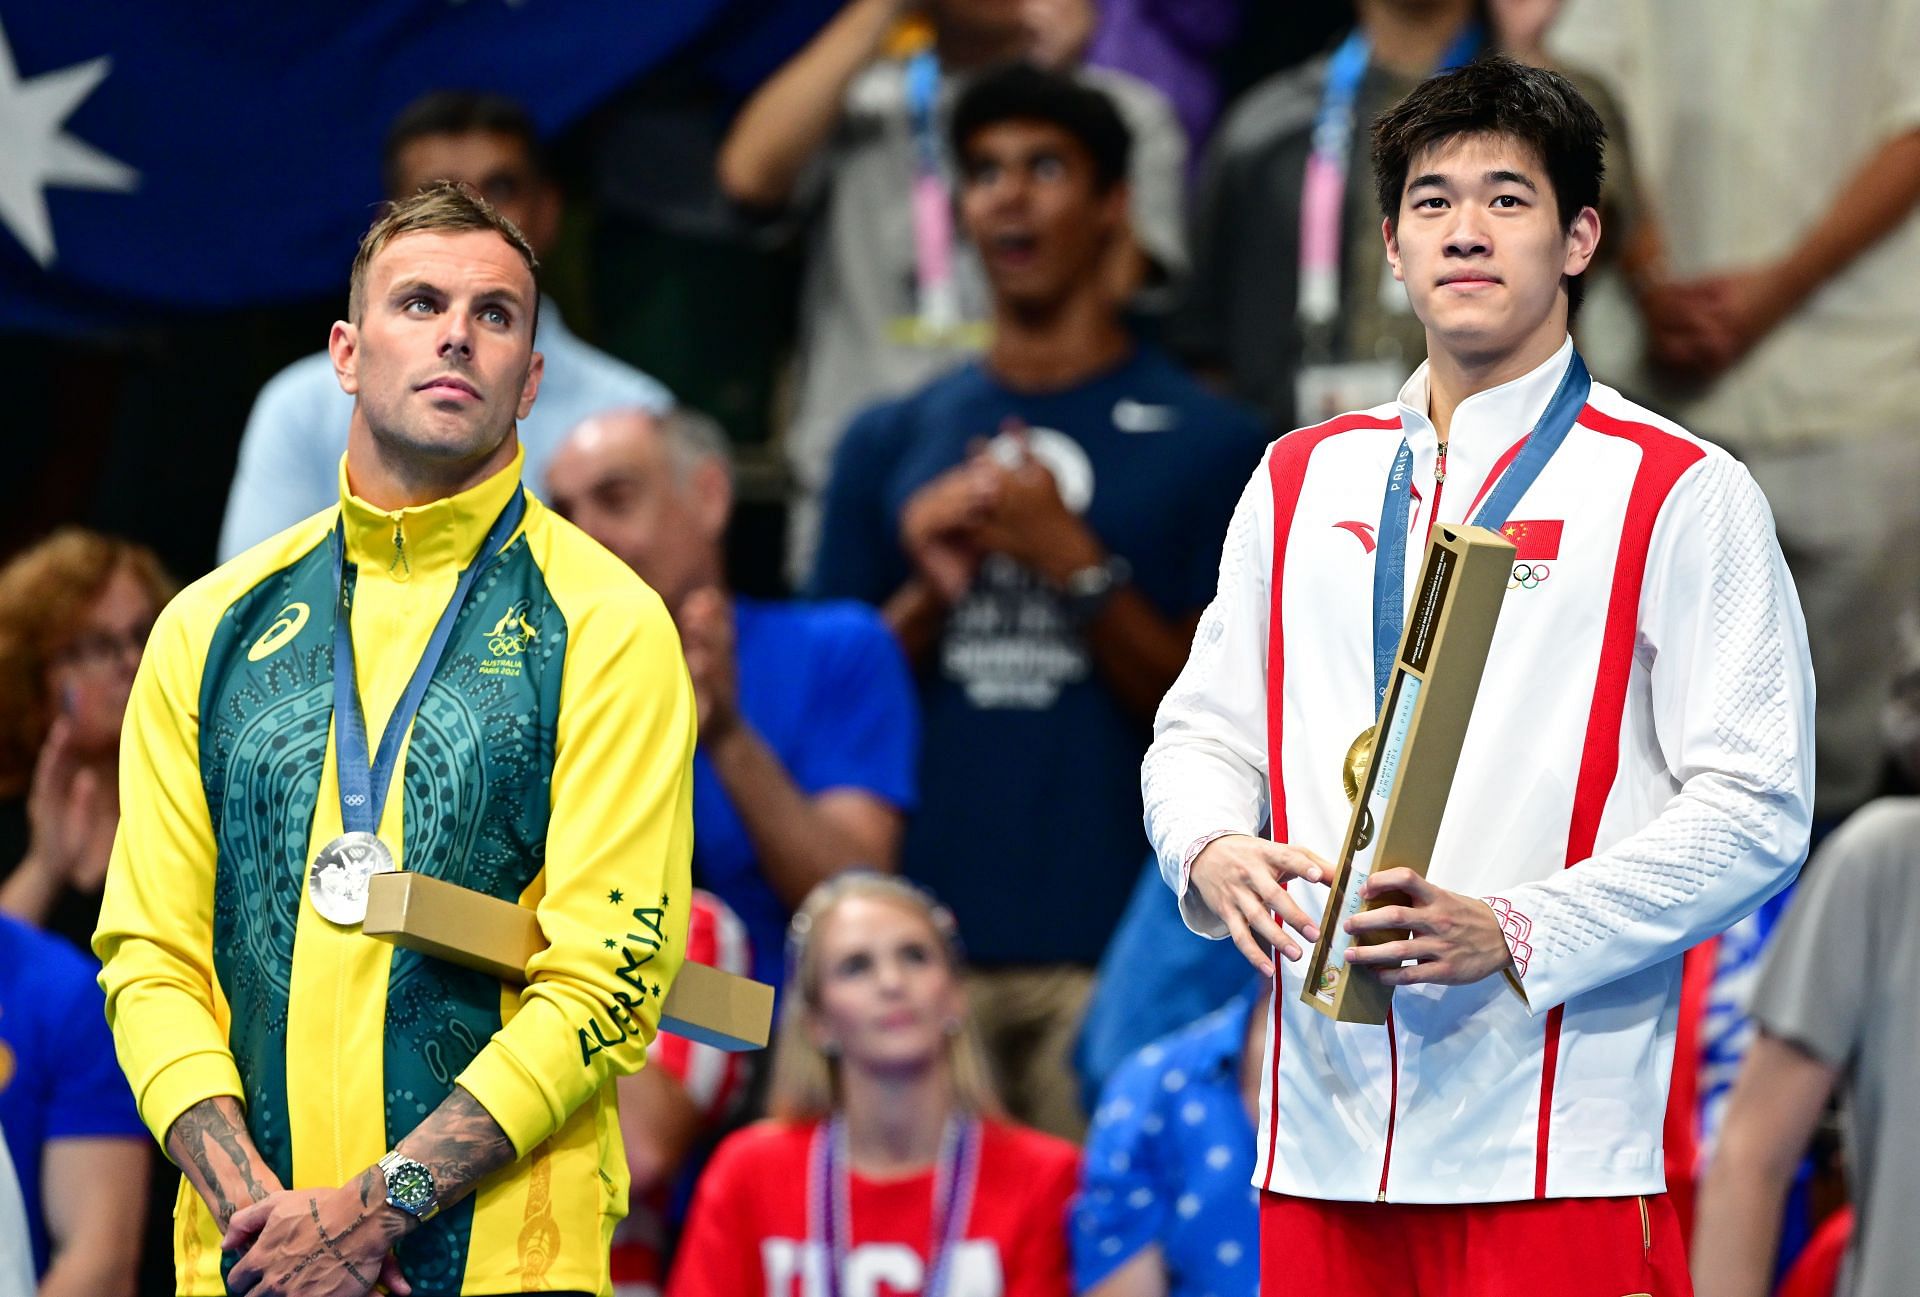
top-left (0, 0), bottom-right (832, 332)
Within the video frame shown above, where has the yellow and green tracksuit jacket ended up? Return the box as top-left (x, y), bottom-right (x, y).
top-left (95, 451), bottom-right (695, 1295)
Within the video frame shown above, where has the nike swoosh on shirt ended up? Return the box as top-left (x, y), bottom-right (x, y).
top-left (1112, 399), bottom-right (1179, 433)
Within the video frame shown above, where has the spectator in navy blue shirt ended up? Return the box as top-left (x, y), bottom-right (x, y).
top-left (547, 405), bottom-right (919, 996)
top-left (0, 911), bottom-right (149, 1293)
top-left (809, 64), bottom-right (1266, 1139)
top-left (1074, 979), bottom-right (1266, 1297)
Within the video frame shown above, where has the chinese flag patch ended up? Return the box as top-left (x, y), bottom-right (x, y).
top-left (1499, 519), bottom-right (1562, 561)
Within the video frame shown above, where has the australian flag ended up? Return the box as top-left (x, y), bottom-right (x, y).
top-left (0, 0), bottom-right (828, 333)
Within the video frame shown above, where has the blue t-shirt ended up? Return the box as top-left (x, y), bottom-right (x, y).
top-left (1074, 981), bottom-right (1263, 1297)
top-left (692, 598), bottom-right (919, 991)
top-left (0, 913), bottom-right (146, 1275)
top-left (809, 347), bottom-right (1267, 964)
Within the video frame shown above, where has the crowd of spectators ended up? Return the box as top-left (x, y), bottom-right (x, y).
top-left (3, 0), bottom-right (1918, 1294)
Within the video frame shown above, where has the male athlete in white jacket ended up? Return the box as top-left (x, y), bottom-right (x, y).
top-left (1144, 57), bottom-right (1814, 1296)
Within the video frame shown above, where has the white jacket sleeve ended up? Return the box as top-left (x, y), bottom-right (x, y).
top-left (1142, 462), bottom-right (1274, 937)
top-left (1491, 452), bottom-right (1815, 1012)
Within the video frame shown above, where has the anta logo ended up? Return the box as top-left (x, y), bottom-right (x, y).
top-left (1332, 521), bottom-right (1377, 553)
top-left (247, 602), bottom-right (310, 661)
top-left (487, 601), bottom-right (539, 656)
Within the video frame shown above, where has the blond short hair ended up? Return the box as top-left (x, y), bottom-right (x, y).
top-left (769, 873), bottom-right (1005, 1122)
top-left (346, 180), bottom-right (540, 328)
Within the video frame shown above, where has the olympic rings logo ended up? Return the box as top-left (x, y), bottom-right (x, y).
top-left (487, 633), bottom-right (527, 656)
top-left (1508, 562), bottom-right (1551, 590)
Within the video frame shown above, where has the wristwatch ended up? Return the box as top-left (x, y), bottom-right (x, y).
top-left (378, 1151), bottom-right (440, 1221)
top-left (1063, 554), bottom-right (1132, 625)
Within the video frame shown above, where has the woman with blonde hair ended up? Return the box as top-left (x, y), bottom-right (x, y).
top-left (669, 872), bottom-right (1077, 1296)
top-left (0, 527), bottom-right (174, 948)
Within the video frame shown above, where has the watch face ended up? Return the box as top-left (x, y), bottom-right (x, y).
top-left (386, 1159), bottom-right (435, 1214)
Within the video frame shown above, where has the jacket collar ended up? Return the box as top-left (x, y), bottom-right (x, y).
top-left (1394, 335), bottom-right (1575, 451)
top-left (336, 447), bottom-right (525, 581)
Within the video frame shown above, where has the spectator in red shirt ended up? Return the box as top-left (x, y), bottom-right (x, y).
top-left (669, 873), bottom-right (1077, 1296)
top-left (611, 889), bottom-right (755, 1297)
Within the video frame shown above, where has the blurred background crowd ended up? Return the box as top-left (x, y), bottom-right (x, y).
top-left (2, 0), bottom-right (1917, 1294)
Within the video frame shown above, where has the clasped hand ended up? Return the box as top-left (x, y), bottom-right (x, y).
top-left (899, 429), bottom-right (1102, 600)
top-left (223, 1176), bottom-right (412, 1297)
top-left (1189, 840), bottom-right (1514, 988)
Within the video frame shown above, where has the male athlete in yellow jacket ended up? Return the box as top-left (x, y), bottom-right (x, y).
top-left (96, 182), bottom-right (695, 1297)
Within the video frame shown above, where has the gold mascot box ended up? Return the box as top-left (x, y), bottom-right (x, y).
top-left (364, 871), bottom-right (773, 1051)
top-left (1302, 523), bottom-right (1516, 1025)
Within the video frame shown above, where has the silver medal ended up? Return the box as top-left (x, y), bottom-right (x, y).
top-left (307, 831), bottom-right (397, 925)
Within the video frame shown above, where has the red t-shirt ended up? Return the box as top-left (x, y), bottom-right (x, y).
top-left (668, 1118), bottom-right (1078, 1297)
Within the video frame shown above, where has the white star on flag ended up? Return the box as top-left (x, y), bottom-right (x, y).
top-left (0, 18), bottom-right (138, 268)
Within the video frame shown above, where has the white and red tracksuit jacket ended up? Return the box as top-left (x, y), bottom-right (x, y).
top-left (1142, 339), bottom-right (1815, 1204)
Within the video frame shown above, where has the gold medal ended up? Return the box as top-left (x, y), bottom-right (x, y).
top-left (1342, 726), bottom-right (1375, 804)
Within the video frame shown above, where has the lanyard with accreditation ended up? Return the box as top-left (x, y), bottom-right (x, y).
top-left (1296, 24), bottom-right (1482, 422)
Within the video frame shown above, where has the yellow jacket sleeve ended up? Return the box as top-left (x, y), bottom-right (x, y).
top-left (455, 580), bottom-right (697, 1156)
top-left (94, 594), bottom-right (244, 1148)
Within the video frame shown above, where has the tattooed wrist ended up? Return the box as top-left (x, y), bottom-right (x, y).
top-left (166, 1096), bottom-right (275, 1229)
top-left (310, 1196), bottom-right (375, 1288)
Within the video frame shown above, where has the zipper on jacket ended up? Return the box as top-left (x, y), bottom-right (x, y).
top-left (389, 517), bottom-right (411, 578)
top-left (1376, 1005), bottom-right (1401, 1201)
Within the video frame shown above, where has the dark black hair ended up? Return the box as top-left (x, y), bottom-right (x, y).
top-left (948, 62), bottom-right (1132, 192)
top-left (1371, 56), bottom-right (1606, 311)
top-left (382, 91), bottom-right (546, 200)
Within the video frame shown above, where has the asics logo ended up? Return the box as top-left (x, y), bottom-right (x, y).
top-left (247, 602), bottom-right (310, 662)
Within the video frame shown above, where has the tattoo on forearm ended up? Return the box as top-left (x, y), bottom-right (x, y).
top-left (169, 1098), bottom-right (269, 1227)
top-left (401, 1086), bottom-right (516, 1201)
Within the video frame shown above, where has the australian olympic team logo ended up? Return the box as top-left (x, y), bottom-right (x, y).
top-left (1509, 562), bottom-right (1550, 591)
top-left (247, 601), bottom-right (310, 662)
top-left (487, 600), bottom-right (539, 657)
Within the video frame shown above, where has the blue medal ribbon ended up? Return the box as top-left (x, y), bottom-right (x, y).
top-left (1370, 351), bottom-right (1592, 704)
top-left (329, 489), bottom-right (527, 837)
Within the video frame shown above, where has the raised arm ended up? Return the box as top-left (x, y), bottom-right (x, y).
top-left (686, 593), bottom-right (911, 907)
top-left (716, 0), bottom-right (906, 209)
